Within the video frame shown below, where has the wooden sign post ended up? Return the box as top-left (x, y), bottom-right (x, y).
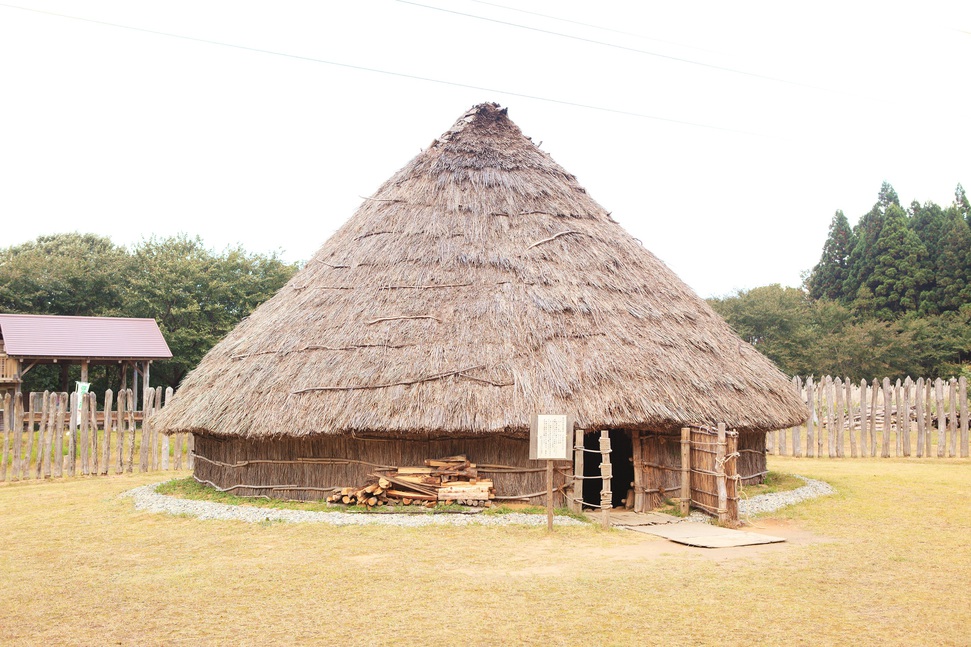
top-left (530, 414), bottom-right (573, 532)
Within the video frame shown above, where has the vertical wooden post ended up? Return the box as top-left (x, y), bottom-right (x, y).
top-left (846, 378), bottom-right (856, 458)
top-left (869, 379), bottom-right (879, 457)
top-left (935, 378), bottom-right (945, 458)
top-left (806, 377), bottom-right (815, 458)
top-left (793, 377), bottom-right (804, 457)
top-left (716, 423), bottom-right (728, 525)
top-left (817, 380), bottom-right (825, 458)
top-left (599, 430), bottom-right (611, 530)
top-left (79, 390), bottom-right (89, 475)
top-left (834, 377), bottom-right (844, 458)
top-left (948, 378), bottom-right (958, 457)
top-left (67, 392), bottom-right (77, 477)
top-left (826, 378), bottom-right (836, 458)
top-left (726, 429), bottom-right (738, 524)
top-left (915, 377), bottom-right (926, 458)
top-left (140, 388), bottom-right (152, 472)
top-left (680, 427), bottom-right (691, 516)
top-left (88, 393), bottom-right (98, 475)
top-left (858, 379), bottom-right (868, 456)
top-left (882, 378), bottom-right (892, 458)
top-left (14, 393), bottom-right (24, 480)
top-left (924, 379), bottom-right (933, 457)
top-left (571, 428), bottom-right (584, 513)
top-left (545, 459), bottom-right (554, 532)
top-left (187, 433), bottom-right (195, 470)
top-left (23, 393), bottom-right (35, 480)
top-left (52, 393), bottom-right (65, 477)
top-left (901, 377), bottom-right (912, 457)
top-left (12, 393), bottom-right (24, 480)
top-left (39, 392), bottom-right (51, 479)
top-left (960, 376), bottom-right (969, 458)
top-left (115, 390), bottom-right (125, 474)
top-left (34, 391), bottom-right (51, 479)
top-left (126, 390), bottom-right (135, 473)
top-left (893, 379), bottom-right (902, 456)
top-left (631, 430), bottom-right (644, 512)
top-left (1, 393), bottom-right (10, 481)
top-left (101, 390), bottom-right (113, 475)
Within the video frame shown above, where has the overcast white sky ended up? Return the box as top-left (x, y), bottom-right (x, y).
top-left (2, 1), bottom-right (969, 297)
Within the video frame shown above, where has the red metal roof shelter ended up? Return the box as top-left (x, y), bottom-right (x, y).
top-left (0, 314), bottom-right (171, 400)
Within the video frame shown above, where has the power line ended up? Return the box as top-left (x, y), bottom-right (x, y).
top-left (0, 2), bottom-right (770, 138)
top-left (397, 0), bottom-right (831, 92)
top-left (466, 0), bottom-right (722, 55)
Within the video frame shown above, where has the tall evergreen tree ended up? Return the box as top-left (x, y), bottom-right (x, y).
top-left (909, 200), bottom-right (946, 314)
top-left (932, 208), bottom-right (971, 312)
top-left (808, 210), bottom-right (854, 300)
top-left (865, 204), bottom-right (929, 318)
top-left (955, 183), bottom-right (970, 226)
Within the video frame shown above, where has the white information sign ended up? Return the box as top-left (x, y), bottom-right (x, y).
top-left (529, 413), bottom-right (573, 460)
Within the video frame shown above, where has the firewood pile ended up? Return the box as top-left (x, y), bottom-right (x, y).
top-left (325, 455), bottom-right (495, 509)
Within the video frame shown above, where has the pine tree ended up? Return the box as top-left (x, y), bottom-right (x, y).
top-left (866, 204), bottom-right (929, 318)
top-left (955, 183), bottom-right (970, 226)
top-left (909, 200), bottom-right (946, 314)
top-left (933, 208), bottom-right (971, 312)
top-left (808, 210), bottom-right (854, 300)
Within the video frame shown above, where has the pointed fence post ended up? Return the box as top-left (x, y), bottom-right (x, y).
top-left (1, 393), bottom-right (10, 482)
top-left (960, 376), bottom-right (969, 458)
top-left (948, 378), bottom-right (958, 457)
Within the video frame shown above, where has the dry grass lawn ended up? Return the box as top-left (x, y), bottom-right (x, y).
top-left (1, 456), bottom-right (968, 646)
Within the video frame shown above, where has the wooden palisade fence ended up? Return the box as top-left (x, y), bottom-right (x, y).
top-left (0, 388), bottom-right (192, 481)
top-left (768, 376), bottom-right (970, 459)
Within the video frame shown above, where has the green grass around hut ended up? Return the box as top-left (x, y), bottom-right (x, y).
top-left (157, 477), bottom-right (584, 515)
top-left (2, 458), bottom-right (969, 645)
top-left (739, 470), bottom-right (805, 497)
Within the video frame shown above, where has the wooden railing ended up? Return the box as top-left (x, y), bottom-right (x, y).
top-left (0, 354), bottom-right (18, 382)
top-left (771, 375), bottom-right (970, 458)
top-left (0, 388), bottom-right (192, 481)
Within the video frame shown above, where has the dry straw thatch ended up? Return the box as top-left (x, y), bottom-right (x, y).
top-left (153, 103), bottom-right (807, 441)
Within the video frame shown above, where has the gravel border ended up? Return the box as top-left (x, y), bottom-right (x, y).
top-left (738, 476), bottom-right (836, 516)
top-left (121, 475), bottom-right (835, 527)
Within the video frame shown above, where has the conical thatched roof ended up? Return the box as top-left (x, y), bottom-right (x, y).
top-left (153, 103), bottom-right (807, 439)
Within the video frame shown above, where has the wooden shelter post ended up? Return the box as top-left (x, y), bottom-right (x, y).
top-left (679, 427), bottom-right (691, 516)
top-left (599, 430), bottom-right (611, 530)
top-left (631, 430), bottom-right (644, 512)
top-left (571, 428), bottom-right (584, 513)
top-left (716, 423), bottom-right (728, 525)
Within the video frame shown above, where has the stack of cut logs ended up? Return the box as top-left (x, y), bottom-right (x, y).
top-left (325, 455), bottom-right (495, 509)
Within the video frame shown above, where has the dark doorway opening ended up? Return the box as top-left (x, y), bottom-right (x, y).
top-left (581, 429), bottom-right (634, 509)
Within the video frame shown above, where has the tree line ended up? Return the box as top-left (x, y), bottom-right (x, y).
top-left (0, 233), bottom-right (298, 394)
top-left (710, 183), bottom-right (971, 381)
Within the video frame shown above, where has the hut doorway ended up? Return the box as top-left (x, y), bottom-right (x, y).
top-left (581, 429), bottom-right (634, 509)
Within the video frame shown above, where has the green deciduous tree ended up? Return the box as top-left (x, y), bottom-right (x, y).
top-left (0, 233), bottom-right (128, 316)
top-left (123, 235), bottom-right (298, 388)
top-left (0, 232), bottom-right (298, 392)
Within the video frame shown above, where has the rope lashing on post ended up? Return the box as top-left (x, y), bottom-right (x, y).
top-left (574, 446), bottom-right (611, 453)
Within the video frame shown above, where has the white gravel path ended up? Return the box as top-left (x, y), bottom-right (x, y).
top-left (121, 475), bottom-right (835, 526)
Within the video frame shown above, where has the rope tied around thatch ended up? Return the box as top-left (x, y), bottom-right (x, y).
top-left (366, 315), bottom-right (441, 326)
top-left (231, 342), bottom-right (412, 361)
top-left (525, 230), bottom-right (589, 250)
top-left (290, 364), bottom-right (513, 395)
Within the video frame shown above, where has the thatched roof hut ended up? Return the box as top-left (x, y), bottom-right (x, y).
top-left (153, 103), bottom-right (806, 510)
